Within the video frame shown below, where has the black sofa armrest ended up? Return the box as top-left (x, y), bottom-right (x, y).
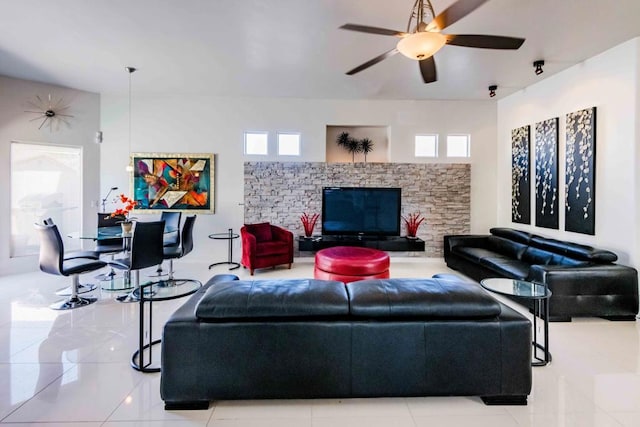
top-left (444, 235), bottom-right (489, 258)
top-left (528, 264), bottom-right (639, 297)
top-left (271, 225), bottom-right (293, 244)
top-left (526, 264), bottom-right (639, 319)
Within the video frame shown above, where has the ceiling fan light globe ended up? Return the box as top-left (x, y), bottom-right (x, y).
top-left (397, 32), bottom-right (446, 60)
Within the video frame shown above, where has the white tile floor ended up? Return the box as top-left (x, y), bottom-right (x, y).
top-left (0, 257), bottom-right (639, 426)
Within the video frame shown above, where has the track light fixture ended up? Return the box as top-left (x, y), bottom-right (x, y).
top-left (488, 85), bottom-right (497, 98)
top-left (533, 60), bottom-right (545, 75)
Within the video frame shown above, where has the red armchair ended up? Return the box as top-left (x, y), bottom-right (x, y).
top-left (240, 222), bottom-right (294, 275)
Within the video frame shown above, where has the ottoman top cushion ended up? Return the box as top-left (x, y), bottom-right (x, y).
top-left (315, 246), bottom-right (390, 276)
top-left (195, 279), bottom-right (349, 320)
top-left (347, 278), bottom-right (502, 319)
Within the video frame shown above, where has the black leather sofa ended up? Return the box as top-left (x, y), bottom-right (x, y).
top-left (444, 228), bottom-right (639, 321)
top-left (161, 274), bottom-right (532, 409)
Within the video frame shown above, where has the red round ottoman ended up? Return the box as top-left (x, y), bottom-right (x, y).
top-left (314, 246), bottom-right (390, 283)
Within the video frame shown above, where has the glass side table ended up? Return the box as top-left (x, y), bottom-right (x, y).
top-left (131, 279), bottom-right (202, 373)
top-left (480, 277), bottom-right (552, 367)
top-left (208, 228), bottom-right (240, 270)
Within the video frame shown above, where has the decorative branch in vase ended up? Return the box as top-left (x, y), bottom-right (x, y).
top-left (402, 212), bottom-right (425, 239)
top-left (360, 138), bottom-right (374, 162)
top-left (336, 132), bottom-right (363, 163)
top-left (108, 194), bottom-right (138, 234)
top-left (300, 212), bottom-right (320, 238)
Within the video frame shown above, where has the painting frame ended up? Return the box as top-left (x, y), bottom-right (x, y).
top-left (130, 152), bottom-right (215, 214)
top-left (534, 117), bottom-right (559, 229)
top-left (511, 125), bottom-right (531, 224)
top-left (565, 107), bottom-right (596, 235)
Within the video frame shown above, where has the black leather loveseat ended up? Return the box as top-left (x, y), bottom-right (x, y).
top-left (161, 274), bottom-right (532, 409)
top-left (444, 228), bottom-right (638, 321)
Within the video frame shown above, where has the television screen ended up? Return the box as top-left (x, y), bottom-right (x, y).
top-left (322, 187), bottom-right (401, 236)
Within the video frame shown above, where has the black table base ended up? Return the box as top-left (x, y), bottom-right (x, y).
top-left (208, 229), bottom-right (240, 271)
top-left (532, 298), bottom-right (552, 366)
top-left (132, 279), bottom-right (202, 373)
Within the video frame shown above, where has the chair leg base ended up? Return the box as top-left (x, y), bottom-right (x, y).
top-left (50, 296), bottom-right (97, 310)
top-left (95, 270), bottom-right (118, 281)
top-left (147, 272), bottom-right (169, 278)
top-left (116, 292), bottom-right (140, 303)
top-left (116, 286), bottom-right (156, 303)
top-left (148, 264), bottom-right (168, 278)
top-left (158, 278), bottom-right (197, 288)
top-left (55, 283), bottom-right (97, 296)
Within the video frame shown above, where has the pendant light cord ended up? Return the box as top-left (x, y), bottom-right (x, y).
top-left (125, 67), bottom-right (136, 171)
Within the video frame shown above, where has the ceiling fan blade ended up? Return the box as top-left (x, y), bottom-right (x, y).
top-left (446, 34), bottom-right (525, 49)
top-left (340, 23), bottom-right (407, 37)
top-left (428, 0), bottom-right (489, 31)
top-left (346, 48), bottom-right (399, 75)
top-left (419, 56), bottom-right (437, 83)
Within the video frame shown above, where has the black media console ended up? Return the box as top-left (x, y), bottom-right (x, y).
top-left (298, 235), bottom-right (425, 252)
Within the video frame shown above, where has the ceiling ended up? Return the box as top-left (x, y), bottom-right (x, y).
top-left (1, 0), bottom-right (640, 100)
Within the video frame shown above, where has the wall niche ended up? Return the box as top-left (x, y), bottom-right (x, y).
top-left (326, 125), bottom-right (389, 163)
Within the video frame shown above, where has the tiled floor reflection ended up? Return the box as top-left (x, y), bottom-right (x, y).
top-left (0, 257), bottom-right (638, 426)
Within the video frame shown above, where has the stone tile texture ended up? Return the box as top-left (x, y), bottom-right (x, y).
top-left (244, 162), bottom-right (470, 257)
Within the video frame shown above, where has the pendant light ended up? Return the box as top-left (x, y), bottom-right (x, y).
top-left (125, 66), bottom-right (137, 172)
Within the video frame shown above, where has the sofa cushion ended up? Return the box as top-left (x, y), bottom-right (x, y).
top-left (245, 222), bottom-right (273, 243)
top-left (347, 278), bottom-right (501, 319)
top-left (255, 241), bottom-right (290, 256)
top-left (546, 253), bottom-right (590, 267)
top-left (490, 228), bottom-right (532, 244)
top-left (479, 258), bottom-right (530, 280)
top-left (529, 236), bottom-right (617, 263)
top-left (520, 247), bottom-right (554, 265)
top-left (195, 279), bottom-right (349, 319)
top-left (487, 236), bottom-right (527, 259)
top-left (452, 246), bottom-right (510, 263)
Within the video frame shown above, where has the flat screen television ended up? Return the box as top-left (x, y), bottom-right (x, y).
top-left (322, 187), bottom-right (401, 237)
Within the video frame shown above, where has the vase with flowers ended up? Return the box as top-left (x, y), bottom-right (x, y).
top-left (108, 194), bottom-right (138, 234)
top-left (402, 212), bottom-right (425, 239)
top-left (300, 212), bottom-right (320, 238)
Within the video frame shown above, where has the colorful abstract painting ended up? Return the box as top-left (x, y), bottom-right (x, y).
top-left (511, 125), bottom-right (530, 224)
top-left (534, 117), bottom-right (559, 229)
top-left (131, 153), bottom-right (214, 213)
top-left (565, 107), bottom-right (596, 235)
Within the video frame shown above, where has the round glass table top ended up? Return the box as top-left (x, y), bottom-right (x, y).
top-left (208, 232), bottom-right (239, 240)
top-left (480, 278), bottom-right (551, 299)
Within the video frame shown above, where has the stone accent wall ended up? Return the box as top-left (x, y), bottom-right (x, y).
top-left (244, 162), bottom-right (470, 257)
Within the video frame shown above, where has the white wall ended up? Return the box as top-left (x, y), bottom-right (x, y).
top-left (0, 75), bottom-right (101, 275)
top-left (497, 38), bottom-right (640, 268)
top-left (100, 95), bottom-right (497, 263)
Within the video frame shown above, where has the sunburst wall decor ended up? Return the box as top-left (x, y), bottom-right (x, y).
top-left (25, 94), bottom-right (74, 131)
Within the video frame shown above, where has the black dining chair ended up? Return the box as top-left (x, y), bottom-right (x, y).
top-left (149, 211), bottom-right (181, 278)
top-left (42, 218), bottom-right (100, 296)
top-left (35, 223), bottom-right (107, 310)
top-left (43, 218), bottom-right (100, 260)
top-left (109, 220), bottom-right (165, 302)
top-left (160, 215), bottom-right (196, 286)
top-left (94, 213), bottom-right (127, 281)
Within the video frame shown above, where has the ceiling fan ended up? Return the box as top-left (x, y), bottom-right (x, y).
top-left (340, 0), bottom-right (525, 83)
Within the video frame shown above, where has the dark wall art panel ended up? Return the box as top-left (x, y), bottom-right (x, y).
top-left (511, 125), bottom-right (531, 224)
top-left (565, 107), bottom-right (596, 235)
top-left (534, 117), bottom-right (559, 229)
